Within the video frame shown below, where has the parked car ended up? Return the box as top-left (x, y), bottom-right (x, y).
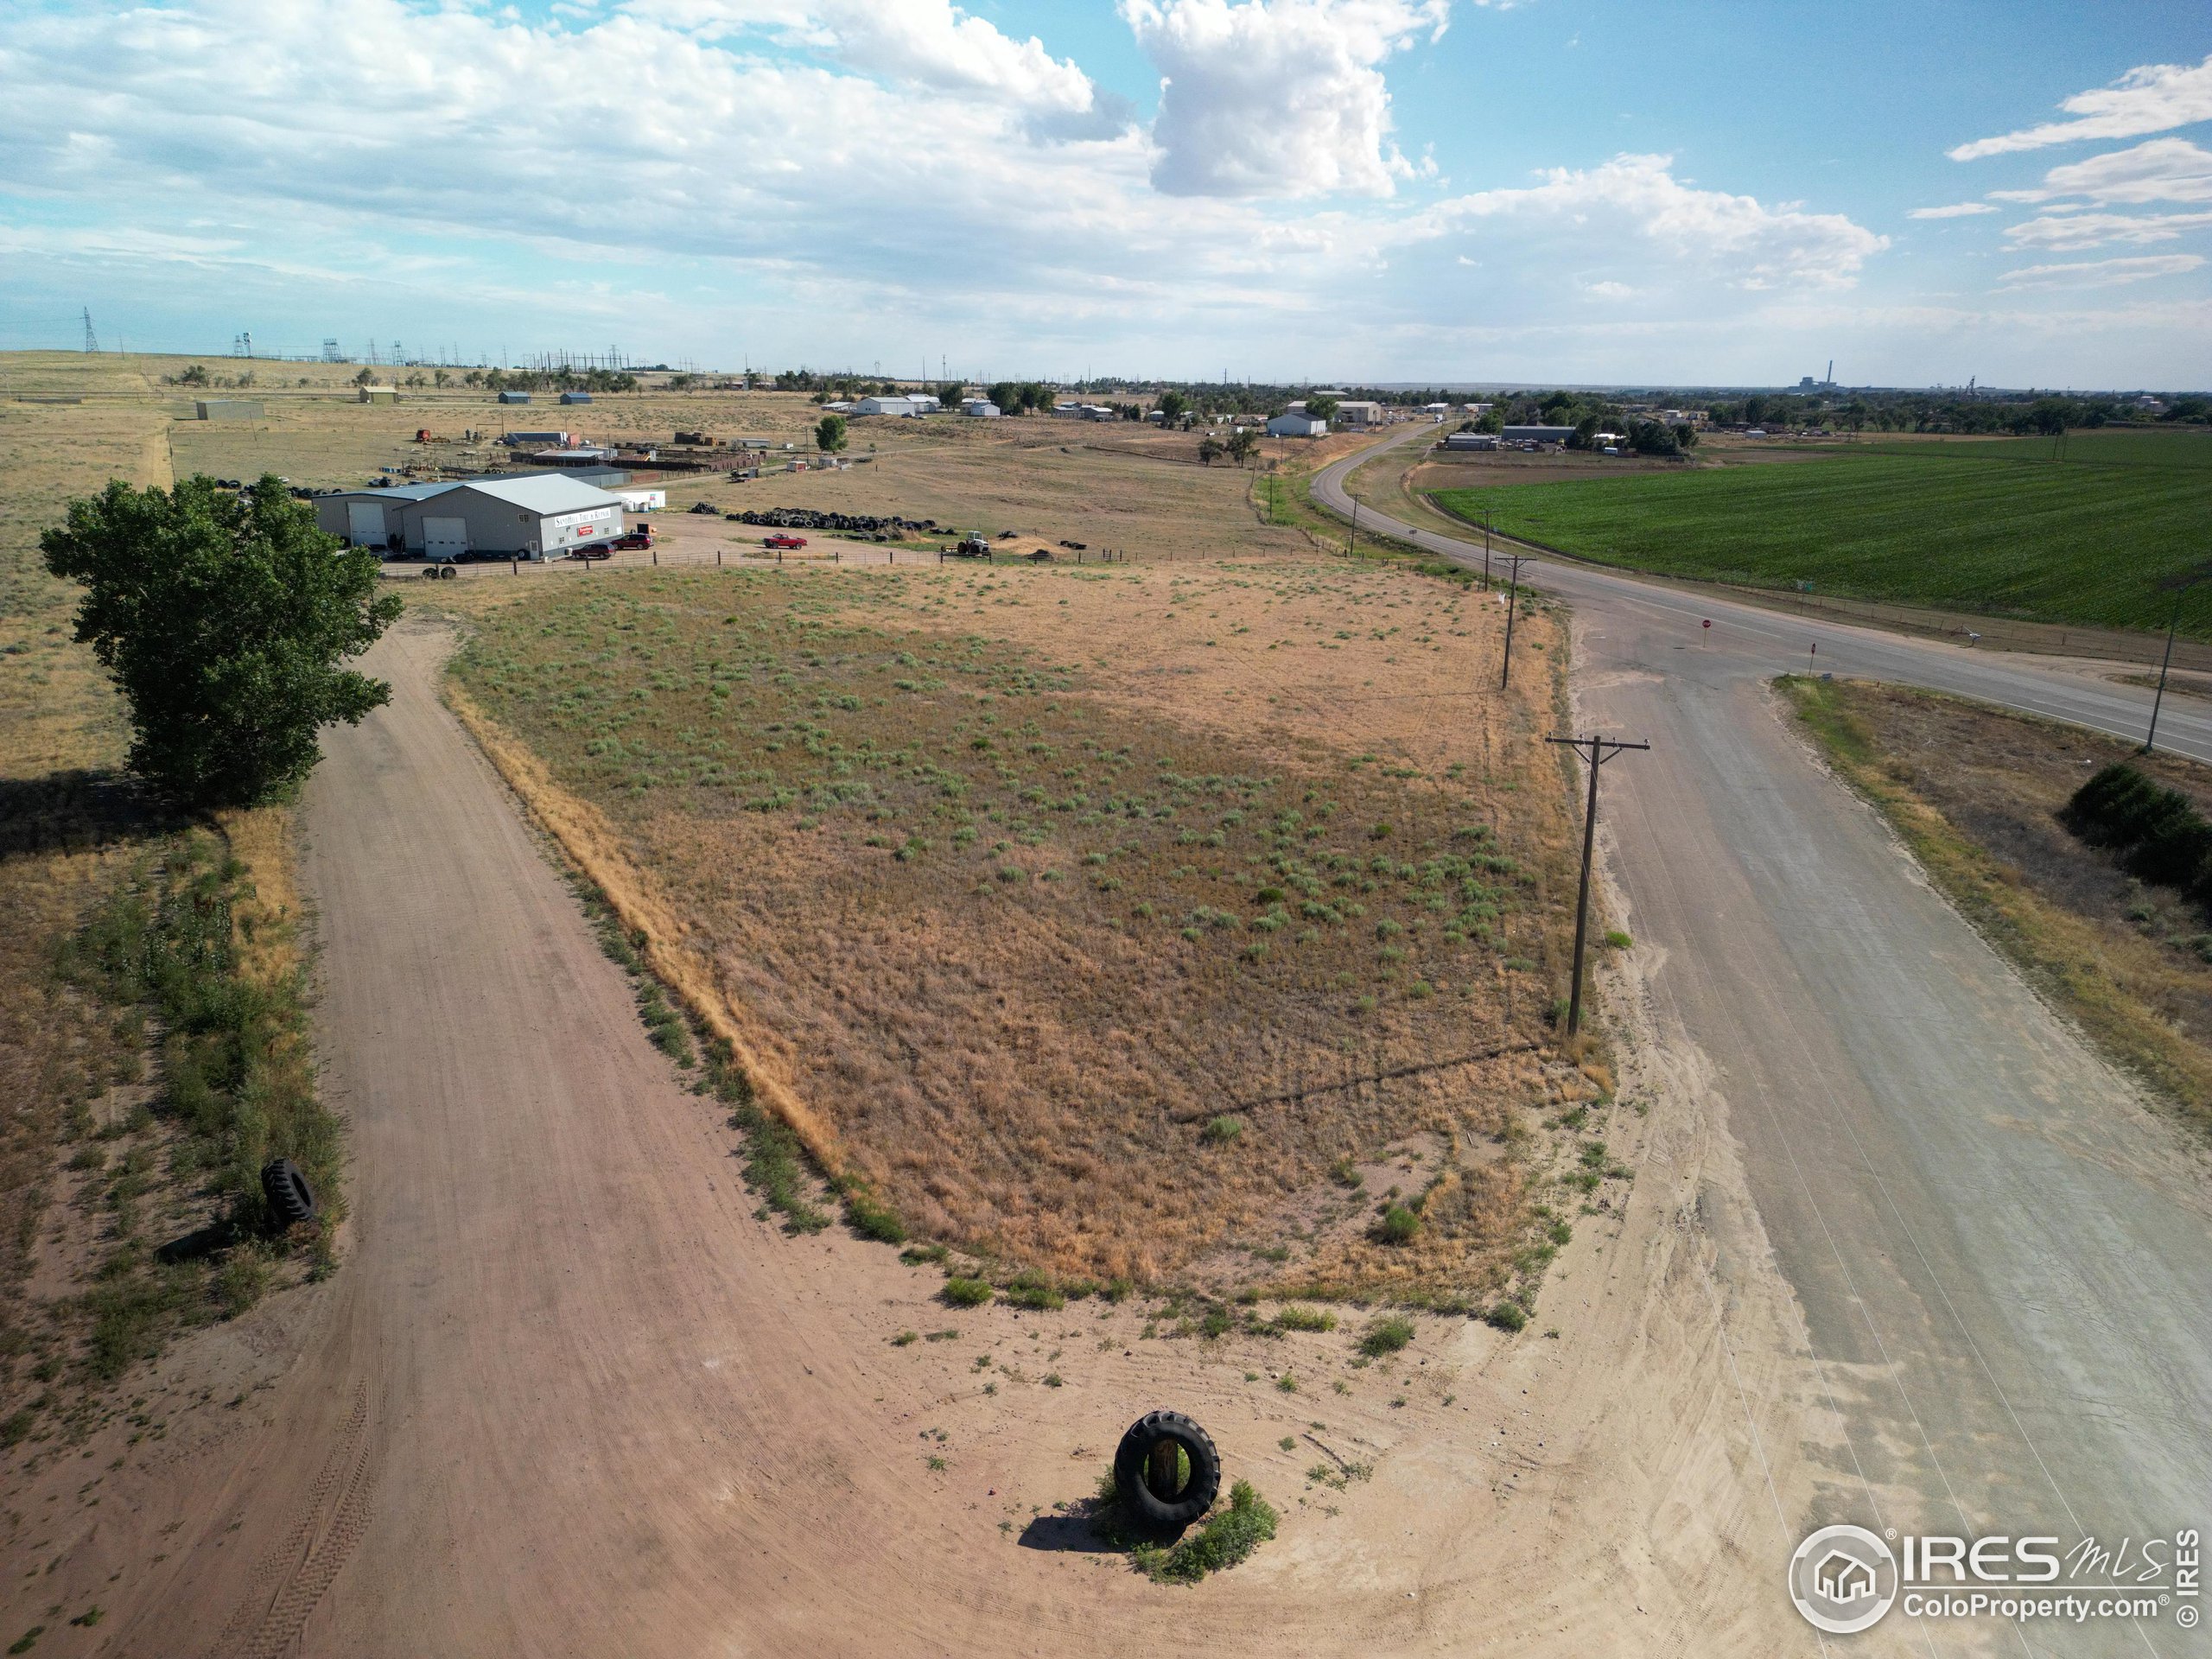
top-left (762, 533), bottom-right (806, 550)
top-left (608, 531), bottom-right (652, 550)
top-left (567, 543), bottom-right (613, 562)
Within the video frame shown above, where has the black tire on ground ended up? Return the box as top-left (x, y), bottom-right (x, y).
top-left (441, 564), bottom-right (459, 580)
top-left (261, 1158), bottom-right (317, 1228)
top-left (1111, 1410), bottom-right (1221, 1534)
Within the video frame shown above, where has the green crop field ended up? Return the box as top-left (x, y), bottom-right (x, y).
top-left (1430, 429), bottom-right (2212, 636)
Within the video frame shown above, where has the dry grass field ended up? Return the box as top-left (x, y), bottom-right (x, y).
top-left (443, 551), bottom-right (1592, 1299)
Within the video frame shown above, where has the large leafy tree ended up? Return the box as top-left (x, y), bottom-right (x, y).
top-left (41, 474), bottom-right (402, 808)
top-left (816, 412), bottom-right (849, 453)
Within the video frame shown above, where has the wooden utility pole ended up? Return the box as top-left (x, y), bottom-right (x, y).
top-left (1498, 555), bottom-right (1531, 690)
top-left (1544, 734), bottom-right (1651, 1036)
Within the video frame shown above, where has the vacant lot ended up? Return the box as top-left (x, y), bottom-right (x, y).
top-left (1783, 675), bottom-right (2212, 1129)
top-left (1433, 429), bottom-right (2212, 635)
top-left (447, 556), bottom-right (1587, 1294)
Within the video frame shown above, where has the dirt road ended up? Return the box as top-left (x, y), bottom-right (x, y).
top-left (13, 602), bottom-right (1875, 1657)
top-left (1317, 435), bottom-right (2212, 1654)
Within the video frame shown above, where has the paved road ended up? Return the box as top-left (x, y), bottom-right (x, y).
top-left (1319, 435), bottom-right (2212, 1655)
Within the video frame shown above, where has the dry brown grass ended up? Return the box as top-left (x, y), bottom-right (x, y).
top-left (1783, 675), bottom-right (2212, 1130)
top-left (447, 553), bottom-right (1589, 1294)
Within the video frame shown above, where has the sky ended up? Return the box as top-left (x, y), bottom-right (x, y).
top-left (2, 0), bottom-right (2209, 389)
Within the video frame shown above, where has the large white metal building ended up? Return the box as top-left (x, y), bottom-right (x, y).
top-left (315, 474), bottom-right (624, 560)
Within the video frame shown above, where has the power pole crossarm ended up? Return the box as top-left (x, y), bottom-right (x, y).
top-left (1542, 734), bottom-right (1651, 1037)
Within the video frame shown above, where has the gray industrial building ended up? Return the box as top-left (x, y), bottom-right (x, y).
top-left (499, 390), bottom-right (531, 404)
top-left (1501, 425), bottom-right (1575, 445)
top-left (315, 474), bottom-right (623, 561)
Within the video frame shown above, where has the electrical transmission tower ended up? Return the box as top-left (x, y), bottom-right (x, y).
top-left (82, 308), bottom-right (99, 353)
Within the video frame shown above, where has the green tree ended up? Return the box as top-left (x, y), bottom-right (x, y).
top-left (816, 413), bottom-right (849, 453)
top-left (41, 475), bottom-right (401, 808)
top-left (1157, 390), bottom-right (1191, 426)
top-left (1197, 435), bottom-right (1224, 465)
top-left (988, 380), bottom-right (1021, 415)
top-left (1225, 426), bottom-right (1260, 466)
top-left (1304, 394), bottom-right (1339, 423)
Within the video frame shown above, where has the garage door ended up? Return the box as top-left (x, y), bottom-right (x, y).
top-left (423, 517), bottom-right (469, 561)
top-left (346, 501), bottom-right (386, 545)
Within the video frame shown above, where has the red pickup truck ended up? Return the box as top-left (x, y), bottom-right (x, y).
top-left (762, 532), bottom-right (807, 550)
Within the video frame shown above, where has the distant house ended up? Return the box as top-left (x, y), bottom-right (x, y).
top-left (1268, 412), bottom-right (1327, 437)
top-left (1334, 400), bottom-right (1385, 427)
top-left (855, 395), bottom-right (921, 416)
top-left (961, 398), bottom-right (1001, 418)
top-left (908, 393), bottom-right (942, 413)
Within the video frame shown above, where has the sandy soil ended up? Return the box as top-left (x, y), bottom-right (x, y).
top-left (0, 612), bottom-right (1838, 1656)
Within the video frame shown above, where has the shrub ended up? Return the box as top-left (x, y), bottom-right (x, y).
top-left (941, 1276), bottom-right (993, 1307)
top-left (1202, 1115), bottom-right (1244, 1144)
top-left (1359, 1313), bottom-right (1414, 1357)
top-left (1484, 1300), bottom-right (1528, 1332)
top-left (1272, 1305), bottom-right (1336, 1333)
top-left (1378, 1203), bottom-right (1421, 1244)
top-left (1001, 1271), bottom-right (1064, 1311)
top-left (842, 1187), bottom-right (907, 1244)
top-left (1141, 1482), bottom-right (1278, 1584)
top-left (2064, 762), bottom-right (2212, 894)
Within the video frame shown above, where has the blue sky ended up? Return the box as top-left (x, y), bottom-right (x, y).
top-left (3, 0), bottom-right (2209, 387)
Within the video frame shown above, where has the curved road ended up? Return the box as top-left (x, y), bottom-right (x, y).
top-left (1318, 431), bottom-right (2212, 1653)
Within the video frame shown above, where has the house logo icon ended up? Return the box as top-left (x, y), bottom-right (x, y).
top-left (1789, 1524), bottom-right (1899, 1634)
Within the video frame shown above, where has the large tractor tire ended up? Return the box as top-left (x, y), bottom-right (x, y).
top-left (261, 1158), bottom-right (318, 1229)
top-left (1112, 1410), bottom-right (1221, 1534)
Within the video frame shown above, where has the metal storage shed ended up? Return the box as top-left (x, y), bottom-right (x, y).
top-left (499, 391), bottom-right (532, 404)
top-left (387, 474), bottom-right (625, 561)
top-left (315, 482), bottom-right (466, 551)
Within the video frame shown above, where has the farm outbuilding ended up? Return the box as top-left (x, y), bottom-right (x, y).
top-left (961, 399), bottom-right (1001, 418)
top-left (315, 475), bottom-right (623, 560)
top-left (195, 400), bottom-right (263, 420)
top-left (560, 391), bottom-right (593, 404)
top-left (499, 391), bottom-right (531, 404)
top-left (855, 396), bottom-right (922, 416)
top-left (358, 385), bottom-right (398, 404)
top-left (1501, 425), bottom-right (1575, 445)
top-left (1268, 412), bottom-right (1327, 437)
top-left (1333, 400), bottom-right (1385, 427)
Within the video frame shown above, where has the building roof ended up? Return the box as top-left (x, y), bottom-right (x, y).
top-left (454, 475), bottom-right (625, 514)
top-left (327, 481), bottom-right (467, 503)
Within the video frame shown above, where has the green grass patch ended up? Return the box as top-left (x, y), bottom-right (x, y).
top-left (1433, 434), bottom-right (2212, 634)
top-left (1357, 1313), bottom-right (1415, 1356)
top-left (1134, 1480), bottom-right (1279, 1584)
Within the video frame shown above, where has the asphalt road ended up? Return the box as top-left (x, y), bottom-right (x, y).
top-left (1317, 434), bottom-right (2212, 1656)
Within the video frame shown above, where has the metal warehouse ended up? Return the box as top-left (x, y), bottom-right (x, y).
top-left (316, 474), bottom-right (624, 560)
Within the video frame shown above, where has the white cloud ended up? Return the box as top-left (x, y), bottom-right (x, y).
top-left (1409, 153), bottom-right (1887, 289)
top-left (1951, 54), bottom-right (2212, 160)
top-left (1120, 0), bottom-right (1449, 197)
top-left (1995, 137), bottom-right (2212, 207)
top-left (1907, 202), bottom-right (1999, 219)
top-left (2004, 210), bottom-right (2212, 251)
top-left (1999, 254), bottom-right (2205, 289)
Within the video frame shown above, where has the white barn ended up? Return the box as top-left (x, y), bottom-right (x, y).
top-left (1268, 411), bottom-right (1327, 437)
